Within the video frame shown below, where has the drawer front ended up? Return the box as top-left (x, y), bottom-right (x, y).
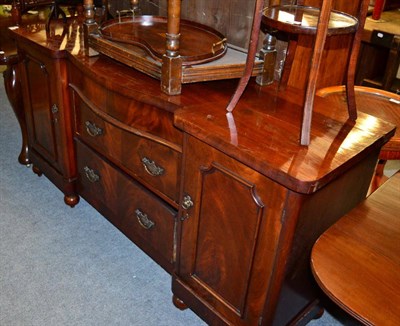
top-left (68, 74), bottom-right (183, 146)
top-left (73, 94), bottom-right (181, 204)
top-left (76, 140), bottom-right (176, 272)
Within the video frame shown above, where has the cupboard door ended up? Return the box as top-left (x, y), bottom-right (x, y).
top-left (21, 53), bottom-right (62, 172)
top-left (175, 136), bottom-right (288, 325)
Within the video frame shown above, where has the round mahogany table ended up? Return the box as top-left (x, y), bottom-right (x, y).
top-left (311, 173), bottom-right (400, 326)
top-left (317, 85), bottom-right (400, 190)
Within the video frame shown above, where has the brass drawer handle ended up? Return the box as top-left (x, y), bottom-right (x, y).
top-left (85, 121), bottom-right (103, 137)
top-left (141, 157), bottom-right (165, 176)
top-left (83, 166), bottom-right (100, 183)
top-left (135, 209), bottom-right (155, 230)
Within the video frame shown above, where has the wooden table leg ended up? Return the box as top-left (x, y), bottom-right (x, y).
top-left (2, 54), bottom-right (31, 166)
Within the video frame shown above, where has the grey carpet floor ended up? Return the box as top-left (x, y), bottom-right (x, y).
top-left (0, 76), bottom-right (361, 325)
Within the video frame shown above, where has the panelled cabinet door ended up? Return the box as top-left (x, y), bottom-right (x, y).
top-left (175, 135), bottom-right (288, 325)
top-left (21, 52), bottom-right (62, 172)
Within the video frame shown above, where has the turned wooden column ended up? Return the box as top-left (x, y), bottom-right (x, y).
top-left (11, 0), bottom-right (21, 25)
top-left (83, 0), bottom-right (98, 56)
top-left (161, 0), bottom-right (182, 95)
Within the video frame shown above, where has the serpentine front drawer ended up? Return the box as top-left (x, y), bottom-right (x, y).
top-left (71, 90), bottom-right (181, 205)
top-left (76, 140), bottom-right (176, 273)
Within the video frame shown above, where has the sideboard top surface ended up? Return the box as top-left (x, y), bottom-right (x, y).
top-left (174, 83), bottom-right (396, 194)
top-left (7, 14), bottom-right (84, 58)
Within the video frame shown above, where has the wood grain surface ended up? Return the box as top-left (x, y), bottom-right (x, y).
top-left (311, 173), bottom-right (400, 326)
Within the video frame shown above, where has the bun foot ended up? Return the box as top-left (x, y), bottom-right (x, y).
top-left (18, 148), bottom-right (30, 166)
top-left (172, 295), bottom-right (188, 310)
top-left (32, 165), bottom-right (43, 176)
top-left (64, 194), bottom-right (79, 208)
top-left (313, 307), bottom-right (324, 320)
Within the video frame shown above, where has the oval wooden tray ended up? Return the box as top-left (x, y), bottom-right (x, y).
top-left (262, 5), bottom-right (358, 35)
top-left (99, 15), bottom-right (227, 65)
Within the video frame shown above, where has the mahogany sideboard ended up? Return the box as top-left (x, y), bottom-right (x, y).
top-left (2, 13), bottom-right (396, 326)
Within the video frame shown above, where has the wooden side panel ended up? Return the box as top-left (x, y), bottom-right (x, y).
top-left (270, 147), bottom-right (381, 326)
top-left (14, 36), bottom-right (77, 204)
